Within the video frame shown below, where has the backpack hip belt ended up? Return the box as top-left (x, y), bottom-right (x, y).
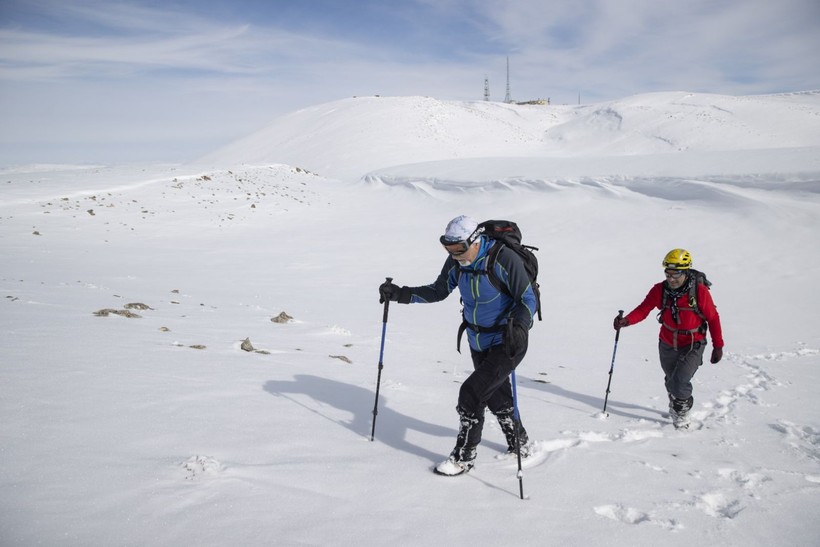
top-left (456, 319), bottom-right (504, 353)
top-left (661, 321), bottom-right (706, 350)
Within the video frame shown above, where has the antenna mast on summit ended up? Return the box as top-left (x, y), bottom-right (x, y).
top-left (504, 56), bottom-right (512, 104)
top-left (484, 77), bottom-right (490, 101)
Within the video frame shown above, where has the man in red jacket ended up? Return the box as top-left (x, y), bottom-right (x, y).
top-left (613, 249), bottom-right (724, 429)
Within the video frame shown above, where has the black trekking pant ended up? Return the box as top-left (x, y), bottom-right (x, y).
top-left (455, 340), bottom-right (527, 448)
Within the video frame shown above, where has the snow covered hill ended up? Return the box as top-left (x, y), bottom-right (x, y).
top-left (2, 91), bottom-right (819, 546)
top-left (198, 91), bottom-right (820, 181)
top-left (543, 91), bottom-right (820, 155)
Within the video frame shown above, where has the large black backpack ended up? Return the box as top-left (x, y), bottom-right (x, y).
top-left (478, 219), bottom-right (542, 321)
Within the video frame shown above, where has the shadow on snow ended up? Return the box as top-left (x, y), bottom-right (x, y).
top-left (263, 374), bottom-right (459, 463)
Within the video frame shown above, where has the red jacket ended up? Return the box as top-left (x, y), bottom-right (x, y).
top-left (625, 281), bottom-right (724, 349)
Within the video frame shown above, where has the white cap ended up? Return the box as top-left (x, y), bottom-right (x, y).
top-left (441, 215), bottom-right (479, 244)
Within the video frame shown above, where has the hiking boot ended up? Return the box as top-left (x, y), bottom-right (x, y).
top-left (670, 395), bottom-right (693, 414)
top-left (506, 440), bottom-right (535, 458)
top-left (496, 409), bottom-right (530, 455)
top-left (436, 407), bottom-right (480, 475)
top-left (434, 454), bottom-right (475, 476)
top-left (669, 395), bottom-right (694, 429)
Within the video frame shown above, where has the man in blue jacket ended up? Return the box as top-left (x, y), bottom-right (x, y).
top-left (379, 215), bottom-right (537, 476)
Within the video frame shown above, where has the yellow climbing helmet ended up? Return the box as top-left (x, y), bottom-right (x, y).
top-left (662, 248), bottom-right (692, 270)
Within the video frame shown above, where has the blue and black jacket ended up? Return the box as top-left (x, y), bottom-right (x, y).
top-left (402, 236), bottom-right (537, 352)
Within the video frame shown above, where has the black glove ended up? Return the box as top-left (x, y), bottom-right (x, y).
top-left (505, 321), bottom-right (528, 358)
top-left (613, 315), bottom-right (629, 330)
top-left (379, 281), bottom-right (412, 304)
top-left (710, 347), bottom-right (723, 364)
top-left (379, 281), bottom-right (401, 303)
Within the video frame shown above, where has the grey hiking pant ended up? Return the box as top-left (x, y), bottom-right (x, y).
top-left (658, 339), bottom-right (706, 400)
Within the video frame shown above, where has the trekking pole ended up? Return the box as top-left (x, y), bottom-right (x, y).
top-left (602, 310), bottom-right (624, 415)
top-left (511, 369), bottom-right (525, 500)
top-left (370, 277), bottom-right (392, 441)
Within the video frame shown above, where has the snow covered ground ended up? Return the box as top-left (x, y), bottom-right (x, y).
top-left (1, 91), bottom-right (819, 546)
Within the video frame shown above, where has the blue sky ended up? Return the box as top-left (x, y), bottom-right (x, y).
top-left (1, 0), bottom-right (818, 165)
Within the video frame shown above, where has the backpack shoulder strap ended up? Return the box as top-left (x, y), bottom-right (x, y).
top-left (688, 278), bottom-right (699, 313)
top-left (687, 270), bottom-right (708, 320)
top-left (484, 242), bottom-right (509, 295)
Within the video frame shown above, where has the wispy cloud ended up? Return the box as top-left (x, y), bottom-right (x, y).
top-left (0, 2), bottom-right (369, 81)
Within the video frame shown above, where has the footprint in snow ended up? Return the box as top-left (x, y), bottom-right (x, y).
top-left (717, 468), bottom-right (771, 493)
top-left (689, 357), bottom-right (777, 427)
top-left (770, 420), bottom-right (820, 463)
top-left (694, 490), bottom-right (744, 519)
top-left (182, 455), bottom-right (223, 480)
top-left (593, 504), bottom-right (681, 530)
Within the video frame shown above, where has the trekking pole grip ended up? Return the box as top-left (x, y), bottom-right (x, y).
top-left (382, 277), bottom-right (393, 322)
